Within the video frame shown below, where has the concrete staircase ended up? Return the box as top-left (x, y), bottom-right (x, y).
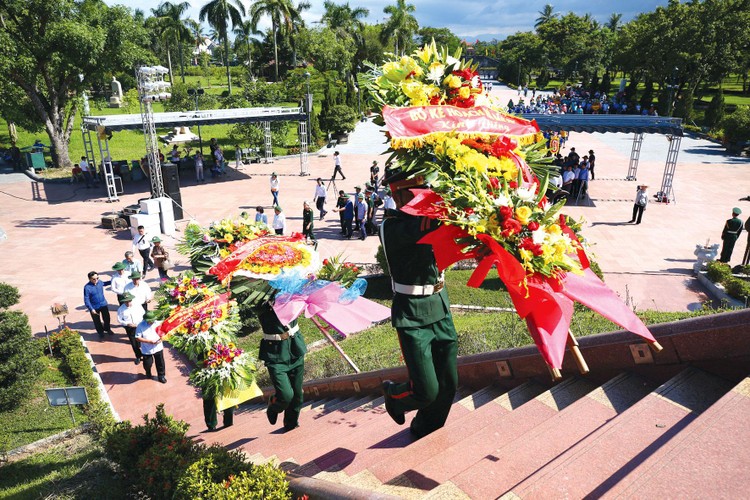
top-left (206, 367), bottom-right (749, 498)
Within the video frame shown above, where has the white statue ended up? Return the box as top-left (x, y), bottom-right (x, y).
top-left (694, 243), bottom-right (720, 273)
top-left (109, 77), bottom-right (123, 108)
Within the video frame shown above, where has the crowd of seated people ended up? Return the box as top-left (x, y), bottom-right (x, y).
top-left (507, 85), bottom-right (660, 117)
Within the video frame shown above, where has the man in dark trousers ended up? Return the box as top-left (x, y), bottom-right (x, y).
top-left (83, 271), bottom-right (113, 338)
top-left (720, 207), bottom-right (744, 263)
top-left (332, 151), bottom-right (345, 180)
top-left (379, 171), bottom-right (458, 439)
top-left (202, 391), bottom-right (234, 432)
top-left (257, 301), bottom-right (306, 432)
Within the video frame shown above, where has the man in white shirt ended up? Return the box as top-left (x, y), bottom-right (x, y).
top-left (110, 262), bottom-right (131, 299)
top-left (124, 271), bottom-right (153, 312)
top-left (132, 225), bottom-right (154, 277)
top-left (117, 292), bottom-right (144, 365)
top-left (122, 251), bottom-right (142, 276)
top-left (313, 177), bottom-right (327, 220)
top-left (79, 156), bottom-right (94, 188)
top-left (272, 206), bottom-right (286, 235)
top-left (135, 311), bottom-right (166, 383)
top-left (332, 151), bottom-right (345, 180)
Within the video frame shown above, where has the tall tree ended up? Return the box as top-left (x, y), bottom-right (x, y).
top-left (380, 0), bottom-right (418, 56)
top-left (320, 1), bottom-right (369, 74)
top-left (606, 13), bottom-right (623, 32)
top-left (200, 0), bottom-right (246, 94)
top-left (250, 0), bottom-right (308, 81)
top-left (0, 1), bottom-right (151, 168)
top-left (234, 20), bottom-right (262, 77)
top-left (535, 4), bottom-right (557, 28)
top-left (153, 2), bottom-right (192, 83)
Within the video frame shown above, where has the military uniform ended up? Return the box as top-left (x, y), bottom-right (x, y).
top-left (720, 213), bottom-right (744, 263)
top-left (202, 396), bottom-right (234, 431)
top-left (257, 303), bottom-right (306, 431)
top-left (380, 211), bottom-right (458, 438)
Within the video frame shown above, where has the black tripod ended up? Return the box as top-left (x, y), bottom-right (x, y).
top-left (326, 177), bottom-right (338, 193)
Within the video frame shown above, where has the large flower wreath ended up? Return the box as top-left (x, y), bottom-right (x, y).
top-left (367, 42), bottom-right (660, 372)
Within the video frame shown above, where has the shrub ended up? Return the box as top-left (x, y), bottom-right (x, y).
top-left (319, 104), bottom-right (358, 134)
top-left (0, 310), bottom-right (44, 411)
top-left (176, 457), bottom-right (290, 500)
top-left (723, 277), bottom-right (750, 303)
top-left (705, 90), bottom-right (725, 129)
top-left (375, 244), bottom-right (389, 277)
top-left (705, 260), bottom-right (732, 283)
top-left (0, 283), bottom-right (20, 309)
top-left (721, 105), bottom-right (750, 149)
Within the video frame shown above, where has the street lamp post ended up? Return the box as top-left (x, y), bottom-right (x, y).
top-left (667, 66), bottom-right (679, 116)
top-left (354, 85), bottom-right (363, 122)
top-left (187, 88), bottom-right (205, 154)
top-left (518, 61), bottom-right (522, 86)
top-left (304, 72), bottom-right (312, 147)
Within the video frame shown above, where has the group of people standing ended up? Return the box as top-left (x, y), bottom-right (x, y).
top-left (550, 146), bottom-right (595, 202)
top-left (82, 228), bottom-right (170, 383)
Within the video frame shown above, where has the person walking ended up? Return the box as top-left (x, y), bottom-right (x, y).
top-left (255, 206), bottom-right (268, 225)
top-left (270, 172), bottom-right (280, 206)
top-left (335, 190), bottom-right (348, 235)
top-left (203, 390), bottom-right (235, 432)
top-left (302, 201), bottom-right (316, 246)
top-left (117, 292), bottom-right (144, 365)
top-left (720, 207), bottom-right (744, 263)
top-left (379, 172), bottom-right (458, 439)
top-left (110, 262), bottom-right (130, 300)
top-left (354, 193), bottom-right (367, 240)
top-left (332, 151), bottom-right (345, 180)
top-left (629, 185), bottom-right (649, 224)
top-left (370, 160), bottom-right (380, 188)
top-left (272, 206), bottom-right (286, 235)
top-left (333, 193), bottom-right (354, 239)
top-left (83, 271), bottom-right (113, 338)
top-left (150, 237), bottom-right (170, 281)
top-left (124, 271), bottom-right (152, 312)
top-left (122, 251), bottom-right (142, 276)
top-left (588, 150), bottom-right (596, 180)
top-left (132, 225), bottom-right (154, 277)
top-left (135, 311), bottom-right (167, 383)
top-left (313, 178), bottom-right (327, 220)
top-left (256, 301), bottom-right (306, 432)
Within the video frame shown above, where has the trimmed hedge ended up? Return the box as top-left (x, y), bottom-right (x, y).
top-left (104, 404), bottom-right (290, 500)
top-left (706, 260), bottom-right (732, 283)
top-left (52, 328), bottom-right (115, 433)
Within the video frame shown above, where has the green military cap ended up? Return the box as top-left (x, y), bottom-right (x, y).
top-left (144, 311), bottom-right (158, 322)
top-left (151, 236), bottom-right (162, 243)
top-left (112, 262), bottom-right (126, 271)
top-left (733, 207), bottom-right (742, 215)
top-left (119, 292), bottom-right (135, 304)
top-left (129, 271), bottom-right (142, 279)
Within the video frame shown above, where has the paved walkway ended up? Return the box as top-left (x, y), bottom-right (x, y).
top-left (0, 96), bottom-right (748, 432)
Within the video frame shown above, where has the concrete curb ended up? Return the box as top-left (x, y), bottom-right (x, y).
top-left (695, 271), bottom-right (745, 308)
top-left (2, 424), bottom-right (91, 463)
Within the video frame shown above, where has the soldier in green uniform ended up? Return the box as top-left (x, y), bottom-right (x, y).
top-left (379, 171), bottom-right (458, 439)
top-left (256, 301), bottom-right (306, 432)
top-left (202, 392), bottom-right (234, 432)
top-left (719, 207), bottom-right (744, 263)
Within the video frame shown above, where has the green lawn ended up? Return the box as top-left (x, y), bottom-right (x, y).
top-left (0, 433), bottom-right (127, 500)
top-left (0, 356), bottom-right (88, 453)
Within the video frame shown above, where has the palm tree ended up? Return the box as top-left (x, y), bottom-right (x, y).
top-left (234, 20), bottom-right (262, 77)
top-left (185, 19), bottom-right (205, 65)
top-left (250, 0), bottom-right (308, 81)
top-left (321, 1), bottom-right (369, 45)
top-left (606, 13), bottom-right (623, 32)
top-left (535, 4), bottom-right (557, 28)
top-left (153, 2), bottom-right (192, 83)
top-left (199, 0), bottom-right (246, 95)
top-left (380, 0), bottom-right (418, 56)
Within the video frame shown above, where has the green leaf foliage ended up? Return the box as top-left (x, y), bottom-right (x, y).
top-left (0, 309), bottom-right (43, 411)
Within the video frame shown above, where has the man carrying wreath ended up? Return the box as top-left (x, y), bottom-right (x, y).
top-left (379, 170), bottom-right (458, 439)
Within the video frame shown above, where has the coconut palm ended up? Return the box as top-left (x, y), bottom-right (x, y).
top-left (535, 4), bottom-right (557, 28)
top-left (380, 0), bottom-right (418, 56)
top-left (153, 2), bottom-right (192, 83)
top-left (199, 0), bottom-right (246, 95)
top-left (606, 13), bottom-right (623, 32)
top-left (234, 20), bottom-right (262, 76)
top-left (321, 1), bottom-right (369, 47)
top-left (250, 0), bottom-right (308, 81)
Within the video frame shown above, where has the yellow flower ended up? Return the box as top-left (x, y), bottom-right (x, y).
top-left (515, 206), bottom-right (532, 224)
top-left (224, 233), bottom-right (234, 243)
top-left (444, 74), bottom-right (462, 89)
top-left (547, 224), bottom-right (562, 236)
top-left (458, 86), bottom-right (471, 99)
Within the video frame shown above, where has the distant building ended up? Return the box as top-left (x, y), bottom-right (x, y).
top-left (192, 37), bottom-right (217, 64)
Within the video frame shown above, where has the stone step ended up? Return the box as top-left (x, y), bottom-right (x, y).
top-left (617, 376), bottom-right (750, 499)
top-left (388, 377), bottom-right (598, 493)
top-left (449, 373), bottom-right (654, 499)
top-left (512, 367), bottom-right (732, 499)
top-left (369, 382), bottom-right (546, 486)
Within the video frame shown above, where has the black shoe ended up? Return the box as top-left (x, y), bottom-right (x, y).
top-left (382, 381), bottom-right (405, 425)
top-left (134, 358), bottom-right (141, 365)
top-left (144, 373), bottom-right (153, 379)
top-left (158, 376), bottom-right (167, 384)
top-left (283, 424), bottom-right (300, 432)
top-left (106, 330), bottom-right (115, 336)
top-left (628, 220), bottom-right (635, 223)
top-left (267, 407), bottom-right (278, 425)
top-left (98, 333), bottom-right (105, 339)
top-left (206, 427), bottom-right (217, 432)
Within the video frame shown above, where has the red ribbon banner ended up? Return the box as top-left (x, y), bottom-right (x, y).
top-left (383, 105), bottom-right (540, 143)
top-left (157, 292), bottom-right (230, 337)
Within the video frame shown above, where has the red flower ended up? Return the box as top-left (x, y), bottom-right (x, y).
top-left (502, 218), bottom-right (522, 235)
top-left (520, 237), bottom-right (544, 256)
top-left (527, 221), bottom-right (540, 231)
top-left (322, 259), bottom-right (329, 266)
top-left (538, 196), bottom-right (548, 207)
top-left (488, 177), bottom-right (500, 192)
top-left (464, 207), bottom-right (475, 215)
top-left (452, 68), bottom-right (477, 82)
top-left (489, 137), bottom-right (517, 157)
top-left (509, 181), bottom-right (518, 189)
top-left (499, 206), bottom-right (513, 220)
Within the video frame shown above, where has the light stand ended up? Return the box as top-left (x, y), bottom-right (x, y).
top-left (135, 65), bottom-right (171, 198)
top-left (187, 87), bottom-right (205, 154)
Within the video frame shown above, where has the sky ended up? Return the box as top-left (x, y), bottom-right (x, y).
top-left (105, 0), bottom-right (668, 41)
